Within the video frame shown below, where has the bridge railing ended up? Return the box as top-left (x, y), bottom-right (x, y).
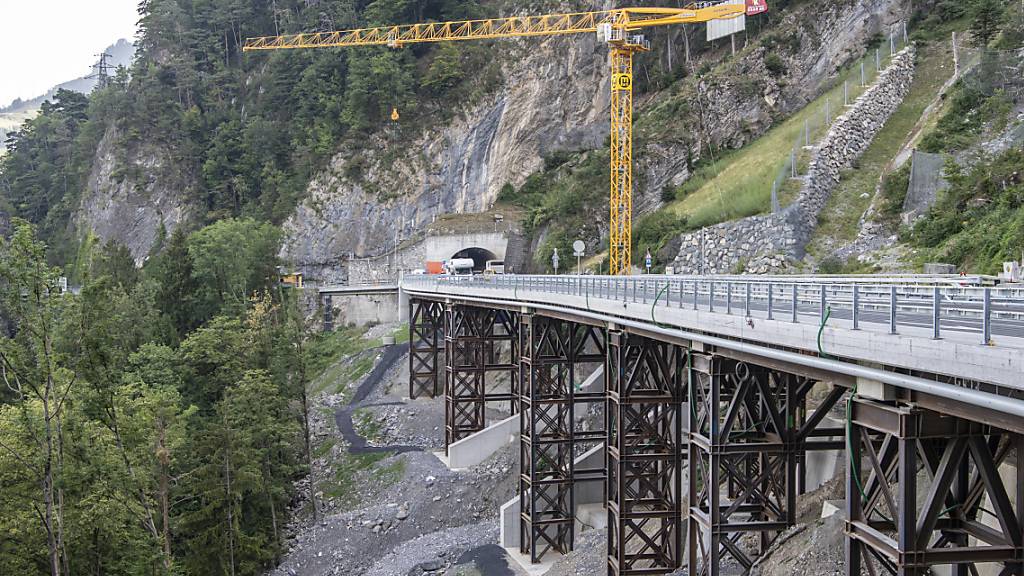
top-left (402, 274), bottom-right (1024, 347)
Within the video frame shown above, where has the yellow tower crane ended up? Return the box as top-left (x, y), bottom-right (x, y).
top-left (244, 3), bottom-right (755, 275)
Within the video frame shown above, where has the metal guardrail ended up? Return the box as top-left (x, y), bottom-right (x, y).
top-left (402, 274), bottom-right (1024, 347)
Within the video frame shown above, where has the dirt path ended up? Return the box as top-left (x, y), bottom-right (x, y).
top-left (333, 342), bottom-right (423, 455)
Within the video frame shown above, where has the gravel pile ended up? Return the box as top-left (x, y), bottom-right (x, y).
top-left (363, 521), bottom-right (499, 576)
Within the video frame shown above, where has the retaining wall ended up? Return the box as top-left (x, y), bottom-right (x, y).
top-left (671, 46), bottom-right (917, 274)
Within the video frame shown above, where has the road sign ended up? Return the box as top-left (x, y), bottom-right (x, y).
top-left (573, 240), bottom-right (586, 255)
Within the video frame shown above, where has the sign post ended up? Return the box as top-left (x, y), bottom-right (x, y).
top-left (645, 249), bottom-right (653, 274)
top-left (573, 240), bottom-right (586, 275)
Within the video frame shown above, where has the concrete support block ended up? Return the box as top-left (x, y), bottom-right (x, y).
top-left (443, 413), bottom-right (517, 470)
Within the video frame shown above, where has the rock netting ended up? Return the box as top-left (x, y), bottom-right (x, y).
top-left (671, 46), bottom-right (916, 275)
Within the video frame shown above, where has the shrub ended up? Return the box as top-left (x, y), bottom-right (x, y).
top-left (764, 53), bottom-right (787, 76)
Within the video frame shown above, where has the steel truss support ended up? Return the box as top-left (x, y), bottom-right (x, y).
top-left (322, 294), bottom-right (334, 332)
top-left (687, 355), bottom-right (842, 576)
top-left (519, 314), bottom-right (606, 563)
top-left (444, 304), bottom-right (519, 448)
top-left (846, 398), bottom-right (1024, 576)
top-left (607, 331), bottom-right (684, 575)
top-left (409, 299), bottom-right (445, 399)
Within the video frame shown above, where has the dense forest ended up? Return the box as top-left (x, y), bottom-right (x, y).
top-left (0, 2), bottom-right (493, 574)
top-left (0, 0), bottom-right (495, 266)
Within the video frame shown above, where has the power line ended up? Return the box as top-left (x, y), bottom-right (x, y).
top-left (87, 52), bottom-right (115, 89)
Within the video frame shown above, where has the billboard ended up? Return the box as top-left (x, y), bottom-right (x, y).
top-left (707, 0), bottom-right (746, 41)
top-left (746, 0), bottom-right (768, 16)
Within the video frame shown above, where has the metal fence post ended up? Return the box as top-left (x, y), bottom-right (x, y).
top-left (693, 280), bottom-right (699, 311)
top-left (792, 284), bottom-right (799, 323)
top-left (852, 285), bottom-right (860, 330)
top-left (767, 283), bottom-right (774, 321)
top-left (932, 287), bottom-right (941, 340)
top-left (709, 281), bottom-right (715, 313)
top-left (745, 282), bottom-right (751, 317)
top-left (983, 288), bottom-right (992, 345)
top-left (820, 284), bottom-right (827, 321)
top-left (889, 286), bottom-right (898, 335)
top-left (726, 282), bottom-right (733, 315)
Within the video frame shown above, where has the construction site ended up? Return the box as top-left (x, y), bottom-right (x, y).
top-left (2, 0), bottom-right (1023, 575)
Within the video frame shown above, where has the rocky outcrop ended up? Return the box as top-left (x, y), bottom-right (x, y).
top-left (282, 0), bottom-right (912, 273)
top-left (77, 126), bottom-right (197, 265)
top-left (280, 33), bottom-right (609, 270)
top-left (671, 46), bottom-right (917, 275)
top-left (633, 0), bottom-right (911, 215)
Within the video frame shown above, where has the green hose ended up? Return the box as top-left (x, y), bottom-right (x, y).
top-left (818, 305), bottom-right (834, 360)
top-left (651, 282), bottom-right (672, 329)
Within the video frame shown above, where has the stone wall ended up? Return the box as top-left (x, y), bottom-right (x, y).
top-left (671, 46), bottom-right (916, 275)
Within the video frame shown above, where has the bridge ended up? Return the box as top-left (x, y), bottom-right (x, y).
top-left (397, 273), bottom-right (1024, 576)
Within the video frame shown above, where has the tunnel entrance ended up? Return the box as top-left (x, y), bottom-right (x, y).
top-left (451, 247), bottom-right (498, 273)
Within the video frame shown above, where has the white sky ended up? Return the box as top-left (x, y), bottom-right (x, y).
top-left (0, 0), bottom-right (139, 108)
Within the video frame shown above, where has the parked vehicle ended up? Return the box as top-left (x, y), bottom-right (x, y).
top-left (446, 258), bottom-right (476, 275)
top-left (484, 260), bottom-right (505, 275)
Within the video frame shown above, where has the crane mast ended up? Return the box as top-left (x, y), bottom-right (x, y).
top-left (245, 4), bottom-right (751, 275)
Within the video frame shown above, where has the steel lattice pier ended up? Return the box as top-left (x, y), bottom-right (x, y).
top-left (444, 304), bottom-right (519, 448)
top-left (847, 399), bottom-right (1024, 576)
top-left (409, 299), bottom-right (445, 399)
top-left (519, 314), bottom-right (606, 563)
top-left (607, 331), bottom-right (684, 575)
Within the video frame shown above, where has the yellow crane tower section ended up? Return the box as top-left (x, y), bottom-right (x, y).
top-left (244, 4), bottom-right (749, 275)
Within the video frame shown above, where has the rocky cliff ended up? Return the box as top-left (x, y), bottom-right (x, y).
top-left (61, 0), bottom-right (910, 271)
top-left (281, 0), bottom-right (911, 272)
top-left (671, 46), bottom-right (917, 274)
top-left (279, 31), bottom-right (610, 269)
top-left (77, 126), bottom-right (197, 265)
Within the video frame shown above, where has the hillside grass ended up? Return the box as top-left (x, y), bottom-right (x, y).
top-left (668, 44), bottom-right (904, 228)
top-left (807, 41), bottom-right (956, 256)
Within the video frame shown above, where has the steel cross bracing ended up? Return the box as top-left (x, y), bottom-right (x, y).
top-left (444, 304), bottom-right (519, 448)
top-left (518, 315), bottom-right (607, 563)
top-left (409, 299), bottom-right (445, 399)
top-left (606, 331), bottom-right (685, 575)
top-left (322, 294), bottom-right (334, 332)
top-left (847, 399), bottom-right (1024, 576)
top-left (686, 355), bottom-right (846, 576)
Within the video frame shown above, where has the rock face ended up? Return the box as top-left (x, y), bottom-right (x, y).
top-left (281, 0), bottom-right (912, 272)
top-left (671, 46), bottom-right (917, 275)
top-left (280, 34), bottom-right (609, 269)
top-left (77, 126), bottom-right (197, 265)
